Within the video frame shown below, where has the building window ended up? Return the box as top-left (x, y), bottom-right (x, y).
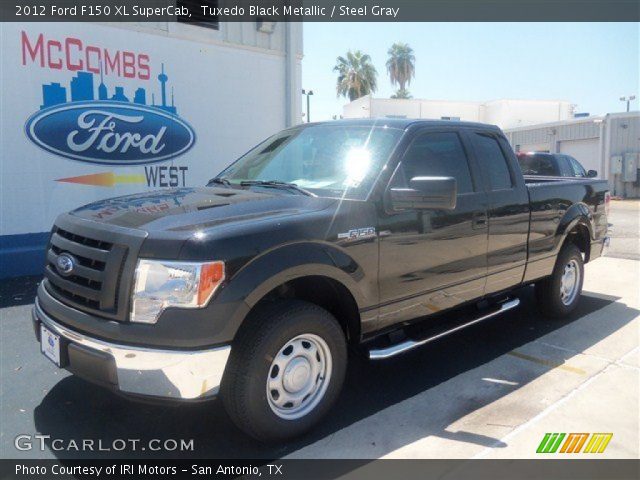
top-left (177, 0), bottom-right (219, 30)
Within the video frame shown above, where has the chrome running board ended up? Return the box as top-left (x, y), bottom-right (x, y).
top-left (368, 298), bottom-right (520, 360)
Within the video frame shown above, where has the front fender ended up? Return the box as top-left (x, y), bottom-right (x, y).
top-left (199, 241), bottom-right (372, 343)
top-left (237, 242), bottom-right (368, 308)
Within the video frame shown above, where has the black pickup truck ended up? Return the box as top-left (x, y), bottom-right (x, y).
top-left (33, 119), bottom-right (609, 441)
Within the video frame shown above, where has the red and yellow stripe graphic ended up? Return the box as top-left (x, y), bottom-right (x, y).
top-left (56, 172), bottom-right (146, 187)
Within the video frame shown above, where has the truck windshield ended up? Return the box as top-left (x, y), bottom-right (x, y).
top-left (215, 125), bottom-right (403, 199)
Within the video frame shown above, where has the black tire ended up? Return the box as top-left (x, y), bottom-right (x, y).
top-left (220, 300), bottom-right (347, 442)
top-left (535, 243), bottom-right (584, 318)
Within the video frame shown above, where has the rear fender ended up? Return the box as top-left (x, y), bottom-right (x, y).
top-left (554, 202), bottom-right (594, 255)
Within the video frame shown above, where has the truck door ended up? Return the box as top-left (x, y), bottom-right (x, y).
top-left (466, 131), bottom-right (530, 295)
top-left (377, 129), bottom-right (489, 330)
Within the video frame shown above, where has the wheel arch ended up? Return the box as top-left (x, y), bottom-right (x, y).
top-left (248, 275), bottom-right (361, 344)
top-left (222, 242), bottom-right (368, 344)
top-left (556, 203), bottom-right (595, 263)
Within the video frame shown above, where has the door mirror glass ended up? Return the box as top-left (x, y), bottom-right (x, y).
top-left (389, 176), bottom-right (457, 211)
top-left (587, 169), bottom-right (598, 178)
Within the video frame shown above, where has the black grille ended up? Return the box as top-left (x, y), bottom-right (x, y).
top-left (45, 226), bottom-right (128, 316)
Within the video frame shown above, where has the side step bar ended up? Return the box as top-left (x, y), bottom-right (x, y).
top-left (369, 298), bottom-right (520, 360)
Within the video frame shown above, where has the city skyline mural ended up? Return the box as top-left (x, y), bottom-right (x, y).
top-left (40, 63), bottom-right (178, 115)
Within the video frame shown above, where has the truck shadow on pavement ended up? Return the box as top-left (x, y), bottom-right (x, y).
top-left (33, 287), bottom-right (637, 460)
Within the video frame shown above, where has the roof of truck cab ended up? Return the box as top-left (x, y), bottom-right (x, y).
top-left (301, 118), bottom-right (502, 131)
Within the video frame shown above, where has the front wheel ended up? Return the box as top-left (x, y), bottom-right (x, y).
top-left (221, 300), bottom-right (347, 442)
top-left (535, 243), bottom-right (584, 317)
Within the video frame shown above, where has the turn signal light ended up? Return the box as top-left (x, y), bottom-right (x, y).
top-left (198, 261), bottom-right (226, 305)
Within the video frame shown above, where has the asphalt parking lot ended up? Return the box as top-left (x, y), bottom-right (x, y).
top-left (0, 200), bottom-right (638, 460)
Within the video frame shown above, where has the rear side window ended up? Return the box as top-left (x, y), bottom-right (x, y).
top-left (518, 154), bottom-right (557, 176)
top-left (555, 155), bottom-right (574, 176)
top-left (395, 132), bottom-right (474, 193)
top-left (567, 156), bottom-right (587, 177)
top-left (471, 133), bottom-right (513, 190)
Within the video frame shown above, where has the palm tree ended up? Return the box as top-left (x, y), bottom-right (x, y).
top-left (386, 43), bottom-right (415, 94)
top-left (391, 88), bottom-right (412, 99)
top-left (334, 50), bottom-right (378, 102)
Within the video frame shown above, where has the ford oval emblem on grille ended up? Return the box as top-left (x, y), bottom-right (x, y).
top-left (56, 253), bottom-right (76, 276)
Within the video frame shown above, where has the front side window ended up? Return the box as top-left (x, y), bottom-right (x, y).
top-left (392, 131), bottom-right (474, 194)
top-left (471, 133), bottom-right (513, 190)
top-left (217, 125), bottom-right (403, 199)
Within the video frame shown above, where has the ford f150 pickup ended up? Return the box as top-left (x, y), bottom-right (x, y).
top-left (33, 119), bottom-right (609, 441)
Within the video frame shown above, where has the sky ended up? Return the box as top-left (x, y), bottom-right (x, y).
top-left (302, 23), bottom-right (639, 121)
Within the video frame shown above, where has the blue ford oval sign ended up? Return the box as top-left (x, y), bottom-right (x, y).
top-left (25, 101), bottom-right (196, 165)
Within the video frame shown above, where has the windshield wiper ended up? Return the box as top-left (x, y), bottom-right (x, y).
top-left (206, 176), bottom-right (231, 187)
top-left (239, 180), bottom-right (315, 197)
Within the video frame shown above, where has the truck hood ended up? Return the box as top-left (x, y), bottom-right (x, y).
top-left (69, 187), bottom-right (336, 234)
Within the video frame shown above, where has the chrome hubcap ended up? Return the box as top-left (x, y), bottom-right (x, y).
top-left (266, 334), bottom-right (332, 420)
top-left (560, 259), bottom-right (580, 305)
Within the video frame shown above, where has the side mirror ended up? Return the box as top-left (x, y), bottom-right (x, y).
top-left (587, 170), bottom-right (598, 178)
top-left (389, 176), bottom-right (457, 211)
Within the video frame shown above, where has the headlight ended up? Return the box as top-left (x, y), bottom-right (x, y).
top-left (131, 259), bottom-right (225, 324)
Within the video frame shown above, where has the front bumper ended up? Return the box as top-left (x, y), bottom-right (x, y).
top-left (33, 299), bottom-right (231, 401)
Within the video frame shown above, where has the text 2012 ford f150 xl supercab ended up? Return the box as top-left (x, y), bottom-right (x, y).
top-left (33, 119), bottom-right (609, 441)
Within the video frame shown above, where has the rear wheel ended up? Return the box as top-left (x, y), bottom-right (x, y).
top-left (221, 300), bottom-right (347, 442)
top-left (535, 243), bottom-right (584, 317)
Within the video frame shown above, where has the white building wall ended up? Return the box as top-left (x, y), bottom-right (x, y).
top-left (483, 99), bottom-right (573, 129)
top-left (0, 21), bottom-right (303, 277)
top-left (370, 98), bottom-right (422, 118)
top-left (419, 100), bottom-right (482, 122)
top-left (343, 96), bottom-right (574, 129)
top-left (342, 95), bottom-right (372, 118)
